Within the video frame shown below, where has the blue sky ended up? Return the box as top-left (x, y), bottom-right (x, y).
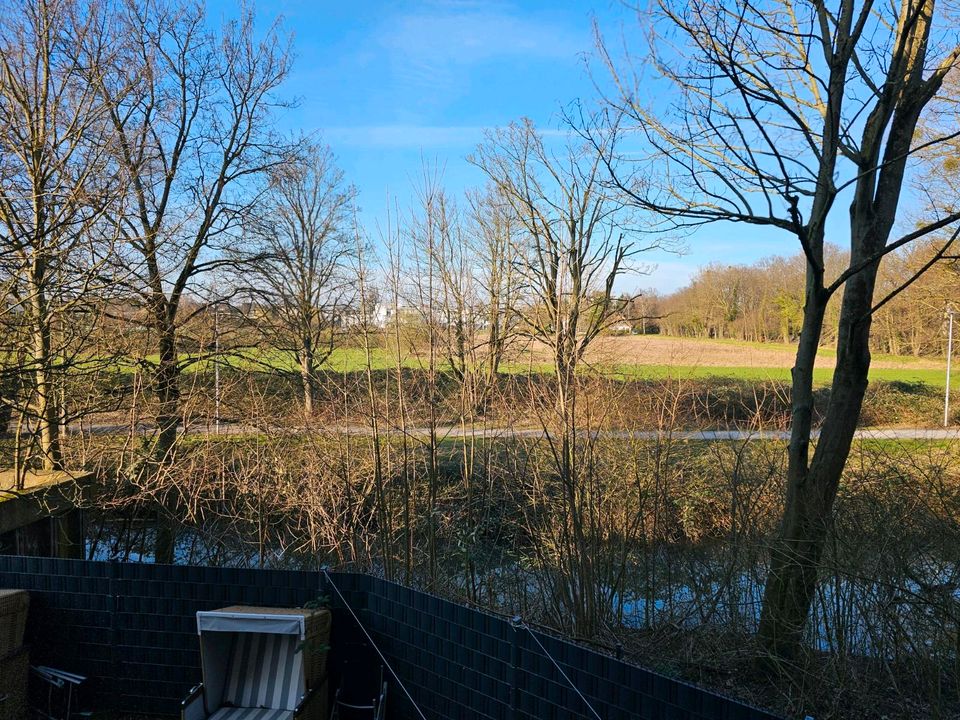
top-left (209, 0), bottom-right (804, 294)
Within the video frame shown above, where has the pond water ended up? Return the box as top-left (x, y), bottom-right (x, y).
top-left (84, 515), bottom-right (959, 661)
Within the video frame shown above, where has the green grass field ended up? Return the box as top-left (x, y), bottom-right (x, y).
top-left (130, 339), bottom-right (957, 391)
top-left (600, 362), bottom-right (952, 387)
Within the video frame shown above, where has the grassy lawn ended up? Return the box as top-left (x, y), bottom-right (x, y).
top-left (600, 362), bottom-right (952, 387)
top-left (117, 337), bottom-right (957, 390)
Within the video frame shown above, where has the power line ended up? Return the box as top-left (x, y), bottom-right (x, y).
top-left (512, 616), bottom-right (603, 720)
top-left (322, 569), bottom-right (428, 720)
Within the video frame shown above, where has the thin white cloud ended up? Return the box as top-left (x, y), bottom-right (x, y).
top-left (382, 3), bottom-right (581, 63)
top-left (374, 3), bottom-right (586, 108)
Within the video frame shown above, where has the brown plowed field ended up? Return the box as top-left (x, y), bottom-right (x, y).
top-left (530, 335), bottom-right (943, 370)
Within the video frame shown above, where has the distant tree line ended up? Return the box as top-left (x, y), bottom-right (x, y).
top-left (628, 239), bottom-right (958, 355)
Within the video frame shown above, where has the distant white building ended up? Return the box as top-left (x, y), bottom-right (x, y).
top-left (372, 300), bottom-right (420, 328)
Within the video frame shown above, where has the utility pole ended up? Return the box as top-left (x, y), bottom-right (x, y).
top-left (946, 306), bottom-right (956, 428)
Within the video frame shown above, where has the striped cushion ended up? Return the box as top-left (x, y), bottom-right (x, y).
top-left (223, 633), bottom-right (304, 710)
top-left (210, 708), bottom-right (293, 720)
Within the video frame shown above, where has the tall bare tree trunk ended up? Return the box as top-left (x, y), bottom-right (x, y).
top-left (153, 319), bottom-right (180, 564)
top-left (300, 338), bottom-right (316, 416)
top-left (760, 248), bottom-right (880, 656)
top-left (30, 281), bottom-right (61, 470)
top-left (594, 0), bottom-right (960, 661)
top-left (154, 325), bottom-right (180, 462)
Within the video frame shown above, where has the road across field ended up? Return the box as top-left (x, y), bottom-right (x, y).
top-left (393, 426), bottom-right (960, 441)
top-left (348, 426), bottom-right (960, 441)
top-left (65, 420), bottom-right (960, 442)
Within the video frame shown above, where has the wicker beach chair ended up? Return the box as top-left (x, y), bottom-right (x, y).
top-left (182, 606), bottom-right (330, 720)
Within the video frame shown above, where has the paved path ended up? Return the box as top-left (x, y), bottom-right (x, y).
top-left (65, 421), bottom-right (960, 442)
top-left (367, 427), bottom-right (960, 441)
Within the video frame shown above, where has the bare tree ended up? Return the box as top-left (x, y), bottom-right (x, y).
top-left (243, 141), bottom-right (356, 415)
top-left (471, 119), bottom-right (653, 633)
top-left (0, 0), bottom-right (129, 471)
top-left (467, 184), bottom-right (523, 411)
top-left (91, 0), bottom-right (292, 561)
top-left (472, 120), bottom-right (650, 388)
top-left (594, 0), bottom-right (960, 658)
top-left (96, 0), bottom-right (291, 457)
top-left (351, 224), bottom-right (394, 579)
top-left (404, 170), bottom-right (453, 585)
